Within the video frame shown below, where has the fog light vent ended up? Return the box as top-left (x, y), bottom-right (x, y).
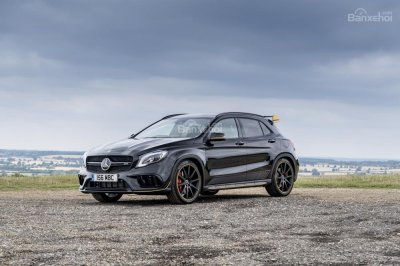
top-left (135, 175), bottom-right (163, 188)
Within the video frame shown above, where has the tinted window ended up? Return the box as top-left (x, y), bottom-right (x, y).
top-left (211, 118), bottom-right (239, 139)
top-left (240, 118), bottom-right (263, 138)
top-left (259, 122), bottom-right (272, 135)
top-left (135, 118), bottom-right (211, 139)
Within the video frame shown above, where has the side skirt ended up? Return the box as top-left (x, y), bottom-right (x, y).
top-left (204, 179), bottom-right (272, 191)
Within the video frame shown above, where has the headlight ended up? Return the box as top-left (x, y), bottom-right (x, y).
top-left (136, 150), bottom-right (168, 168)
top-left (82, 152), bottom-right (87, 168)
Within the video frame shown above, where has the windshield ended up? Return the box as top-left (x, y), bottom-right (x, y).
top-left (134, 117), bottom-right (212, 139)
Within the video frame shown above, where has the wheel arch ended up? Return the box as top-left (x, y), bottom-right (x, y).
top-left (173, 154), bottom-right (207, 188)
top-left (271, 152), bottom-right (299, 181)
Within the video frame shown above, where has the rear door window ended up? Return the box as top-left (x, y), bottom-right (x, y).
top-left (239, 118), bottom-right (264, 138)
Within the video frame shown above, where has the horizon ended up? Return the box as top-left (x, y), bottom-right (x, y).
top-left (1, 148), bottom-right (399, 162)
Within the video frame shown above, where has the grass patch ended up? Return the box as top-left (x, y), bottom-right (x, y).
top-left (0, 175), bottom-right (77, 191)
top-left (295, 174), bottom-right (400, 189)
top-left (0, 174), bottom-right (399, 191)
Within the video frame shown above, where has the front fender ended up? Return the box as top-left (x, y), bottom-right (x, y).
top-left (166, 148), bottom-right (208, 187)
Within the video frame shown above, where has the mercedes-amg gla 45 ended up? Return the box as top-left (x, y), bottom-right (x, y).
top-left (79, 112), bottom-right (299, 204)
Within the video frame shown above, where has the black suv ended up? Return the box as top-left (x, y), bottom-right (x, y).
top-left (79, 112), bottom-right (299, 204)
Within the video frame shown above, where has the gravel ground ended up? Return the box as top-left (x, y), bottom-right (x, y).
top-left (0, 188), bottom-right (399, 265)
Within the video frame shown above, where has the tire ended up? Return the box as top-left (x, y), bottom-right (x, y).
top-left (266, 158), bottom-right (295, 197)
top-left (92, 193), bottom-right (123, 203)
top-left (167, 160), bottom-right (202, 204)
top-left (201, 190), bottom-right (219, 196)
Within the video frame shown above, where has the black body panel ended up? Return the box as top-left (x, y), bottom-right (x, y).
top-left (79, 112), bottom-right (299, 194)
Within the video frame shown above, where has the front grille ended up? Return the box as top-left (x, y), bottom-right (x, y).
top-left (86, 155), bottom-right (134, 173)
top-left (87, 156), bottom-right (132, 163)
top-left (87, 179), bottom-right (129, 191)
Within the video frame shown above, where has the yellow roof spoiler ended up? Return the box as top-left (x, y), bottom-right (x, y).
top-left (272, 114), bottom-right (280, 122)
top-left (263, 114), bottom-right (280, 124)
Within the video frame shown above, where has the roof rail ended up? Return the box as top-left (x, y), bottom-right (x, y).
top-left (161, 113), bottom-right (186, 120)
top-left (216, 112), bottom-right (262, 118)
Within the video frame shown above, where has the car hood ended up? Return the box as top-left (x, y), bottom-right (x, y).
top-left (88, 137), bottom-right (190, 156)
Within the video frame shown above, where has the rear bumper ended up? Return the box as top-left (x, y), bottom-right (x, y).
top-left (294, 158), bottom-right (300, 181)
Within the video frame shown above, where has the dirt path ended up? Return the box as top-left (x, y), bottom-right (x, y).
top-left (0, 188), bottom-right (399, 265)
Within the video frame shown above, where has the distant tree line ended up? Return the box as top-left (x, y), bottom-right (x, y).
top-left (0, 149), bottom-right (84, 158)
top-left (300, 157), bottom-right (400, 168)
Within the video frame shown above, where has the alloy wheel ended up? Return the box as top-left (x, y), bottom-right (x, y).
top-left (176, 164), bottom-right (201, 201)
top-left (275, 160), bottom-right (294, 193)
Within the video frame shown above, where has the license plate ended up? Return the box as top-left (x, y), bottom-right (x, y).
top-left (93, 174), bottom-right (118, 182)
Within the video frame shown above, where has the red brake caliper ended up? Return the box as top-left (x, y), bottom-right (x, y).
top-left (177, 170), bottom-right (183, 193)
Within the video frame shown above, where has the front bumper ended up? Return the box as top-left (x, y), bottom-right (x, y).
top-left (78, 158), bottom-right (174, 194)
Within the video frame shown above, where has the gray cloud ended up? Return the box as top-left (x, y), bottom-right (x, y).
top-left (0, 0), bottom-right (399, 158)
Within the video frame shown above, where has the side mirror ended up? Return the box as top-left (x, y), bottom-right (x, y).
top-left (209, 132), bottom-right (225, 141)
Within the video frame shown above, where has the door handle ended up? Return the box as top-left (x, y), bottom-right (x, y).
top-left (235, 141), bottom-right (245, 146)
top-left (268, 139), bottom-right (276, 143)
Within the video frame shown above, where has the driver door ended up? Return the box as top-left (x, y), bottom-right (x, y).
top-left (205, 118), bottom-right (248, 185)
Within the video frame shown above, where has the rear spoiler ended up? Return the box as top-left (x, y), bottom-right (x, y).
top-left (263, 114), bottom-right (280, 125)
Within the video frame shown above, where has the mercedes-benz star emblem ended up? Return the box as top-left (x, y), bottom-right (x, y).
top-left (101, 158), bottom-right (112, 171)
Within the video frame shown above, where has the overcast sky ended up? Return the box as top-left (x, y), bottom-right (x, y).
top-left (0, 0), bottom-right (399, 159)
